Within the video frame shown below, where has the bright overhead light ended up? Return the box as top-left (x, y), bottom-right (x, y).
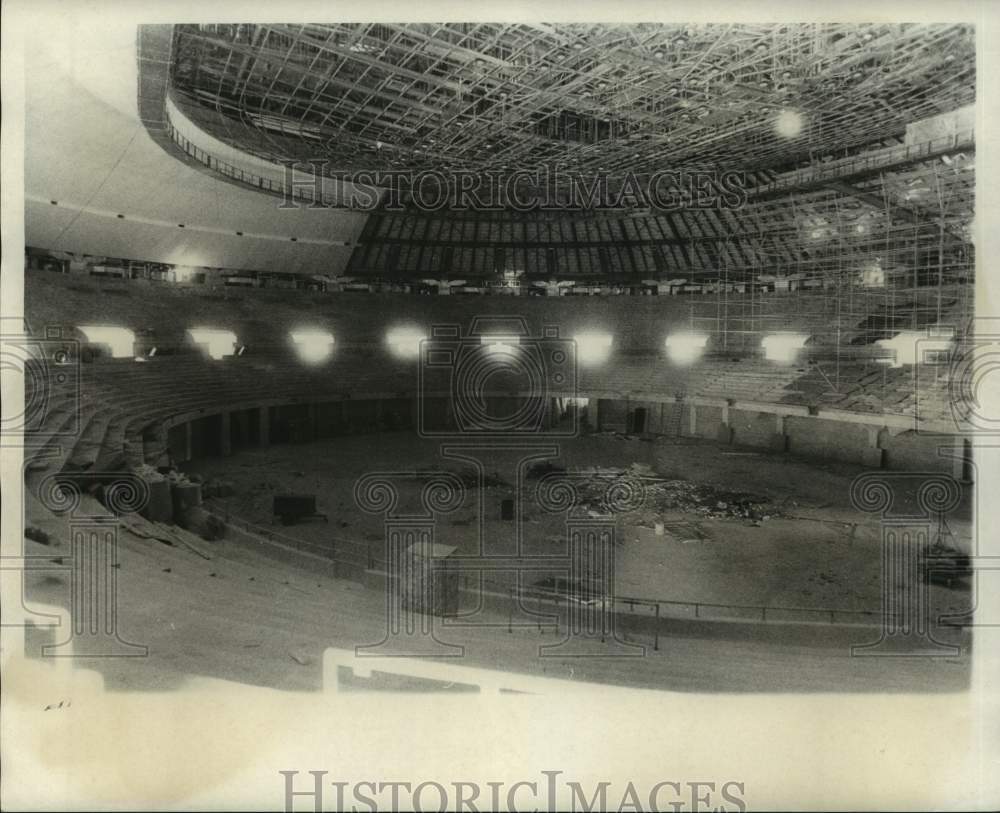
top-left (775, 109), bottom-right (804, 139)
top-left (762, 333), bottom-right (809, 363)
top-left (188, 328), bottom-right (238, 360)
top-left (290, 329), bottom-right (335, 364)
top-left (480, 335), bottom-right (519, 355)
top-left (665, 332), bottom-right (708, 365)
top-left (574, 332), bottom-right (613, 365)
top-left (386, 327), bottom-right (426, 358)
top-left (77, 325), bottom-right (135, 358)
top-left (875, 328), bottom-right (954, 368)
top-left (172, 265), bottom-right (198, 283)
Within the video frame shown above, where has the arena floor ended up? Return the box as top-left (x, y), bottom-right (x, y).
top-left (189, 432), bottom-right (973, 616)
top-left (21, 433), bottom-right (973, 695)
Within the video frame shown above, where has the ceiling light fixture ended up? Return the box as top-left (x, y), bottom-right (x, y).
top-left (775, 109), bottom-right (804, 138)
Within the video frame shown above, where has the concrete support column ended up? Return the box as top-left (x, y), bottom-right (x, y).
top-left (688, 402), bottom-right (697, 437)
top-left (770, 413), bottom-right (788, 453)
top-left (582, 398), bottom-right (597, 432)
top-left (184, 421), bottom-right (192, 463)
top-left (862, 425), bottom-right (885, 469)
top-left (307, 402), bottom-right (318, 440)
top-left (144, 424), bottom-right (169, 465)
top-left (220, 412), bottom-right (232, 457)
top-left (716, 401), bottom-right (734, 444)
top-left (953, 436), bottom-right (972, 483)
top-left (258, 406), bottom-right (270, 447)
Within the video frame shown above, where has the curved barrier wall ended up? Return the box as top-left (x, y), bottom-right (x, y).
top-left (24, 23), bottom-right (366, 275)
top-left (22, 347), bottom-right (967, 494)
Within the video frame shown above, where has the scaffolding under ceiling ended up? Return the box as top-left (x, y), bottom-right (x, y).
top-left (161, 21), bottom-right (977, 387)
top-left (169, 22), bottom-right (975, 179)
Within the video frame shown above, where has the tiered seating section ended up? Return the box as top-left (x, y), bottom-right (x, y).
top-left (18, 272), bottom-right (961, 486)
top-left (28, 272), bottom-right (969, 352)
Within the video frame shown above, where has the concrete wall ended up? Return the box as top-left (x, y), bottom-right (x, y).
top-left (626, 399), bottom-right (669, 435)
top-left (729, 409), bottom-right (782, 449)
top-left (168, 392), bottom-right (969, 483)
top-left (597, 399), bottom-right (628, 432)
top-left (315, 401), bottom-right (345, 438)
top-left (884, 431), bottom-right (962, 475)
top-left (684, 404), bottom-right (725, 441)
top-left (342, 399), bottom-right (380, 433)
top-left (381, 398), bottom-right (414, 431)
top-left (785, 417), bottom-right (872, 465)
top-left (167, 424), bottom-right (188, 463)
top-left (190, 414), bottom-right (223, 459)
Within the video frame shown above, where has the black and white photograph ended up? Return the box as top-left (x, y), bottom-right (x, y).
top-left (2, 2), bottom-right (998, 809)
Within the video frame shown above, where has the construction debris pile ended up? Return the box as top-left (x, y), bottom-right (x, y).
top-left (641, 480), bottom-right (779, 524)
top-left (533, 462), bottom-right (781, 525)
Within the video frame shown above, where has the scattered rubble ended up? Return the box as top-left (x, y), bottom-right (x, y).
top-left (202, 478), bottom-right (236, 498)
top-left (25, 526), bottom-right (54, 546)
top-left (120, 514), bottom-right (213, 560)
top-left (526, 462), bottom-right (781, 525)
top-left (288, 649), bottom-right (314, 666)
top-left (134, 463), bottom-right (161, 478)
top-left (525, 460), bottom-right (567, 479)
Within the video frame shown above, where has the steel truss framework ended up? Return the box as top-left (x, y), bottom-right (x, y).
top-left (166, 22), bottom-right (976, 360)
top-left (170, 22), bottom-right (974, 178)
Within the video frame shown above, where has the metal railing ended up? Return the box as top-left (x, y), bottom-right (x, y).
top-left (752, 129), bottom-right (975, 196)
top-left (170, 121), bottom-right (973, 211)
top-left (210, 512), bottom-right (910, 630)
top-left (610, 594), bottom-right (883, 627)
top-left (169, 126), bottom-right (346, 208)
top-left (365, 544), bottom-right (887, 629)
top-left (208, 507), bottom-right (369, 570)
top-left (515, 583), bottom-right (885, 628)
